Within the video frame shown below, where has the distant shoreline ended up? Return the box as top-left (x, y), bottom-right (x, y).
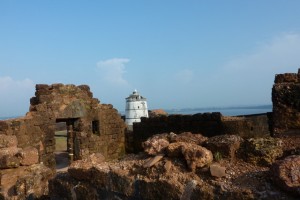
top-left (166, 104), bottom-right (272, 112)
top-left (118, 104), bottom-right (272, 116)
top-left (165, 105), bottom-right (272, 116)
top-left (0, 116), bottom-right (21, 120)
top-left (1, 105), bottom-right (272, 120)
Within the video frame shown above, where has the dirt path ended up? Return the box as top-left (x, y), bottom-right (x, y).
top-left (55, 151), bottom-right (69, 172)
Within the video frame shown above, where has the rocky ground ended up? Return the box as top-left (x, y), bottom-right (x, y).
top-left (49, 132), bottom-right (300, 200)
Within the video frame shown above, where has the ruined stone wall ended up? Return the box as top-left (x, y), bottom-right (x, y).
top-left (75, 104), bottom-right (125, 160)
top-left (222, 113), bottom-right (271, 138)
top-left (132, 113), bottom-right (223, 152)
top-left (0, 83), bottom-right (126, 199)
top-left (0, 117), bottom-right (46, 167)
top-left (0, 113), bottom-right (53, 199)
top-left (272, 69), bottom-right (300, 135)
top-left (27, 84), bottom-right (125, 166)
top-left (131, 113), bottom-right (270, 153)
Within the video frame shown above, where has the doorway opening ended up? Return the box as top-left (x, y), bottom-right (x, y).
top-left (55, 118), bottom-right (78, 171)
top-left (55, 121), bottom-right (68, 171)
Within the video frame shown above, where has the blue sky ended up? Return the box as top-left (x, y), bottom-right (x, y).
top-left (1, 1), bottom-right (300, 117)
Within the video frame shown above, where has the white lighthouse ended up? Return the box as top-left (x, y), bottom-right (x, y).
top-left (125, 90), bottom-right (149, 128)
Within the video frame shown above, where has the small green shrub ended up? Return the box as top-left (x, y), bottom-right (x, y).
top-left (214, 151), bottom-right (223, 162)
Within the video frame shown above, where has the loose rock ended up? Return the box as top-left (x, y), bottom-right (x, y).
top-left (181, 143), bottom-right (213, 172)
top-left (142, 134), bottom-right (170, 155)
top-left (143, 154), bottom-right (164, 168)
top-left (205, 134), bottom-right (243, 162)
top-left (271, 155), bottom-right (300, 195)
top-left (210, 163), bottom-right (226, 178)
top-left (164, 160), bottom-right (172, 173)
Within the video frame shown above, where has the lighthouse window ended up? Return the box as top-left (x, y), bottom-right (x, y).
top-left (138, 106), bottom-right (140, 109)
top-left (92, 120), bottom-right (100, 135)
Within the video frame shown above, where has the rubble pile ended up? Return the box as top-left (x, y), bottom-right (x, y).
top-left (49, 132), bottom-right (298, 199)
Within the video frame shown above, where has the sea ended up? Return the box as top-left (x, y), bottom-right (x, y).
top-left (0, 105), bottom-right (272, 120)
top-left (166, 105), bottom-right (272, 116)
top-left (0, 116), bottom-right (21, 120)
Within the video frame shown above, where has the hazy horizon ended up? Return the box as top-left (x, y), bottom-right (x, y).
top-left (1, 1), bottom-right (300, 117)
top-left (0, 104), bottom-right (272, 120)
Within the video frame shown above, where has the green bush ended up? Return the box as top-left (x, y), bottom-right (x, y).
top-left (214, 151), bottom-right (223, 162)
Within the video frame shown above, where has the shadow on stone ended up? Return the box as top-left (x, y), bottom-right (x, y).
top-left (55, 152), bottom-right (69, 171)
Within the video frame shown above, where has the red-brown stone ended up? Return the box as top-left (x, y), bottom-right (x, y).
top-left (271, 155), bottom-right (300, 195)
top-left (205, 134), bottom-right (243, 161)
top-left (272, 69), bottom-right (300, 135)
top-left (142, 134), bottom-right (170, 155)
top-left (17, 147), bottom-right (39, 166)
top-left (0, 83), bottom-right (126, 198)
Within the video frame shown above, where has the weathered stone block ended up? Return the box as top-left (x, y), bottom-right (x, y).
top-left (274, 73), bottom-right (298, 83)
top-left (36, 84), bottom-right (50, 90)
top-left (0, 135), bottom-right (17, 148)
top-left (205, 134), bottom-right (243, 161)
top-left (10, 120), bottom-right (21, 131)
top-left (50, 83), bottom-right (64, 89)
top-left (242, 137), bottom-right (283, 166)
top-left (16, 147), bottom-right (39, 166)
top-left (271, 155), bottom-right (300, 195)
top-left (0, 155), bottom-right (20, 168)
top-left (210, 163), bottom-right (226, 178)
top-left (181, 143), bottom-right (213, 172)
top-left (0, 121), bottom-right (9, 132)
top-left (0, 147), bottom-right (21, 157)
top-left (142, 134), bottom-right (169, 155)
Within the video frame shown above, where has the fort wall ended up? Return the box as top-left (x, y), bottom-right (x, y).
top-left (222, 113), bottom-right (271, 138)
top-left (130, 112), bottom-right (270, 153)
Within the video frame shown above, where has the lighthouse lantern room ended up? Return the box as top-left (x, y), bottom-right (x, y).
top-left (125, 90), bottom-right (149, 128)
